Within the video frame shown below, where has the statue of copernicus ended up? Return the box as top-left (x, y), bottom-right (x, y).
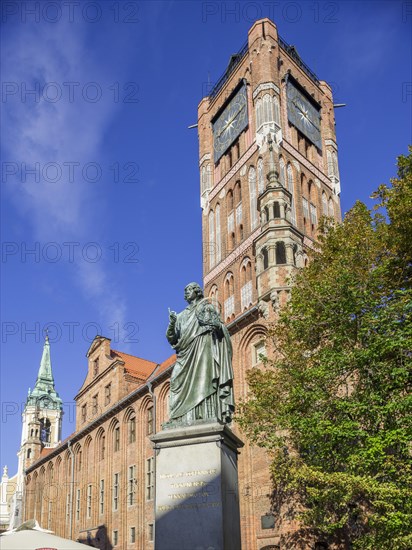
top-left (165, 282), bottom-right (234, 427)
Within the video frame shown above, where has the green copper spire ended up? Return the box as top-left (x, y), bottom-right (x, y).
top-left (26, 335), bottom-right (62, 410)
top-left (37, 335), bottom-right (54, 384)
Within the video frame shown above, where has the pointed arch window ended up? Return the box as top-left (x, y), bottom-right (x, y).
top-left (332, 151), bottom-right (340, 182)
top-left (128, 416), bottom-right (136, 444)
top-left (224, 273), bottom-right (235, 321)
top-left (274, 95), bottom-right (281, 126)
top-left (208, 209), bottom-right (215, 269)
top-left (322, 191), bottom-right (328, 215)
top-left (276, 242), bottom-right (286, 265)
top-left (310, 203), bottom-right (318, 227)
top-left (255, 97), bottom-right (262, 129)
top-left (99, 434), bottom-right (106, 460)
top-left (279, 157), bottom-right (286, 187)
top-left (215, 204), bottom-right (221, 263)
top-left (287, 163), bottom-right (296, 225)
top-left (262, 247), bottom-right (269, 270)
top-left (240, 259), bottom-right (253, 310)
top-left (263, 94), bottom-right (272, 124)
top-left (327, 150), bottom-right (334, 178)
top-left (249, 167), bottom-right (258, 230)
top-left (328, 197), bottom-right (334, 217)
top-left (235, 181), bottom-right (242, 228)
top-left (201, 164), bottom-right (212, 194)
top-left (114, 425), bottom-right (120, 452)
top-left (209, 285), bottom-right (219, 310)
top-left (257, 158), bottom-right (264, 195)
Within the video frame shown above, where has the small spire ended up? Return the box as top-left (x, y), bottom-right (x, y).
top-left (26, 335), bottom-right (62, 412)
top-left (37, 333), bottom-right (54, 383)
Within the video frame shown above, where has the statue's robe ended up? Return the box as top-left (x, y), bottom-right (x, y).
top-left (166, 301), bottom-right (234, 423)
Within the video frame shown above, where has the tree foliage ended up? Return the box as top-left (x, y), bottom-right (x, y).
top-left (238, 149), bottom-right (412, 549)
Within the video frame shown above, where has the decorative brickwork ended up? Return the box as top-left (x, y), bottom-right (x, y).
top-left (23, 18), bottom-right (342, 550)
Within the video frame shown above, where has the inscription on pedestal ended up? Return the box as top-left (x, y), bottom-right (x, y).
top-left (152, 424), bottom-right (243, 550)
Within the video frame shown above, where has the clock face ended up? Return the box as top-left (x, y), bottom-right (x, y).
top-left (40, 396), bottom-right (53, 409)
top-left (213, 82), bottom-right (248, 163)
top-left (287, 80), bottom-right (322, 150)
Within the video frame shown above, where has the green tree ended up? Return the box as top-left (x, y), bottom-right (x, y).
top-left (239, 149), bottom-right (412, 549)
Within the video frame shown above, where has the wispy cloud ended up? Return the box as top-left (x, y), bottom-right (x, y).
top-left (2, 19), bottom-right (129, 337)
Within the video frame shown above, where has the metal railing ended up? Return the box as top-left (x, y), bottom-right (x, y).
top-left (207, 33), bottom-right (319, 100)
top-left (278, 34), bottom-right (320, 84)
top-left (209, 40), bottom-right (248, 99)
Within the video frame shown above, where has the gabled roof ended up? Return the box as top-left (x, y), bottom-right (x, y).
top-left (155, 354), bottom-right (176, 376)
top-left (111, 349), bottom-right (158, 380)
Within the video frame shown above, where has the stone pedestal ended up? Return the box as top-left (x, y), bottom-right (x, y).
top-left (151, 422), bottom-right (244, 550)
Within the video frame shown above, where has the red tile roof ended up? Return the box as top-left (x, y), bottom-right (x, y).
top-left (154, 354), bottom-right (176, 376)
top-left (39, 447), bottom-right (54, 458)
top-left (111, 349), bottom-right (157, 380)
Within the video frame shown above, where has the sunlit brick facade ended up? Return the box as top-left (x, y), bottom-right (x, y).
top-left (24, 336), bottom-right (174, 549)
top-left (198, 17), bottom-right (341, 549)
top-left (22, 18), bottom-right (342, 550)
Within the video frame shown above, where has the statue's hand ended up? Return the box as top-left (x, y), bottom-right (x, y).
top-left (169, 309), bottom-right (177, 323)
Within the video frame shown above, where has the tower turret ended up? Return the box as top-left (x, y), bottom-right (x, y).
top-left (14, 336), bottom-right (63, 527)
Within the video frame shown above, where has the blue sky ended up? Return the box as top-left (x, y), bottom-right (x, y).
top-left (1, 0), bottom-right (411, 472)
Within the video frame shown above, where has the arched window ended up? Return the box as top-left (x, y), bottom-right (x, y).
top-left (27, 448), bottom-right (31, 459)
top-left (227, 189), bottom-right (234, 211)
top-left (257, 158), bottom-right (264, 195)
top-left (287, 163), bottom-right (296, 225)
top-left (263, 94), bottom-right (271, 124)
top-left (227, 190), bottom-right (235, 249)
top-left (209, 285), bottom-right (219, 311)
top-left (215, 204), bottom-right (221, 263)
top-left (276, 242), bottom-right (286, 264)
top-left (129, 415), bottom-right (136, 444)
top-left (328, 197), bottom-right (334, 217)
top-left (310, 203), bottom-right (318, 227)
top-left (332, 151), bottom-right (340, 182)
top-left (234, 182), bottom-right (242, 231)
top-left (262, 248), bottom-right (269, 270)
top-left (322, 191), bottom-right (328, 215)
top-left (240, 258), bottom-right (253, 310)
top-left (273, 202), bottom-right (280, 218)
top-left (274, 95), bottom-right (281, 126)
top-left (208, 209), bottom-right (215, 268)
top-left (249, 167), bottom-right (258, 230)
top-left (279, 157), bottom-right (286, 187)
top-left (99, 432), bottom-right (106, 460)
top-left (327, 150), bottom-right (334, 178)
top-left (113, 424), bottom-right (120, 452)
top-left (201, 165), bottom-right (212, 195)
top-left (255, 97), bottom-right (262, 129)
top-left (235, 181), bottom-right (242, 204)
top-left (224, 273), bottom-right (235, 321)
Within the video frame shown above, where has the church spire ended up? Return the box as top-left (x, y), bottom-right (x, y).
top-left (26, 334), bottom-right (62, 408)
top-left (36, 334), bottom-right (54, 385)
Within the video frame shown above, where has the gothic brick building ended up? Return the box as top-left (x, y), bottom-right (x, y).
top-left (21, 18), bottom-right (342, 549)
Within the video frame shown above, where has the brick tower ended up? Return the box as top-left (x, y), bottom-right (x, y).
top-left (197, 18), bottom-right (342, 548)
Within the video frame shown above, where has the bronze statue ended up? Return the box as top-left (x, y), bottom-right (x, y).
top-left (165, 282), bottom-right (234, 427)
